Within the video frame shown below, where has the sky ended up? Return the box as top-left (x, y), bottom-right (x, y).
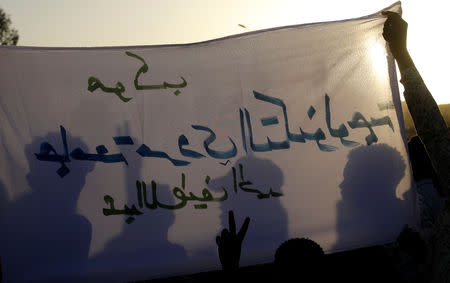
top-left (1, 0), bottom-right (448, 104)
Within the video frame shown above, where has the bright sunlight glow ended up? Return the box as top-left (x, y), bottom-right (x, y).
top-left (368, 38), bottom-right (389, 83)
top-left (1, 0), bottom-right (448, 104)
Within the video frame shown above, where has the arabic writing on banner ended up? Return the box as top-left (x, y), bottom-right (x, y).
top-left (0, 2), bottom-right (416, 282)
top-left (40, 93), bottom-right (394, 223)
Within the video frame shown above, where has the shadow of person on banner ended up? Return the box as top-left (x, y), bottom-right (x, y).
top-left (0, 130), bottom-right (94, 281)
top-left (331, 143), bottom-right (411, 282)
top-left (209, 154), bottom-right (287, 271)
top-left (88, 124), bottom-right (187, 283)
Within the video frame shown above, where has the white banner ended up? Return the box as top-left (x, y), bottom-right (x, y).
top-left (0, 2), bottom-right (417, 282)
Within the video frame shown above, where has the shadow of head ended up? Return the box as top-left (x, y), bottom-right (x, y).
top-left (339, 144), bottom-right (406, 203)
top-left (25, 131), bottom-right (95, 210)
top-left (209, 154), bottom-right (287, 241)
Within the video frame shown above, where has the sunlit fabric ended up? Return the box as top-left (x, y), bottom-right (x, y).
top-left (0, 2), bottom-right (417, 282)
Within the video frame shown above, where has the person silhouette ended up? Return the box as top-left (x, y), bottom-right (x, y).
top-left (335, 144), bottom-right (409, 249)
top-left (408, 135), bottom-right (444, 243)
top-left (333, 143), bottom-right (410, 282)
top-left (210, 154), bottom-right (287, 270)
top-left (382, 11), bottom-right (450, 282)
top-left (87, 124), bottom-right (187, 282)
top-left (0, 131), bottom-right (94, 281)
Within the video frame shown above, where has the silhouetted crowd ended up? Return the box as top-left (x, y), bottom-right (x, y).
top-left (209, 11), bottom-right (450, 283)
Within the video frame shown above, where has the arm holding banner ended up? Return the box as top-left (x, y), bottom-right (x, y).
top-left (383, 11), bottom-right (450, 283)
top-left (382, 11), bottom-right (450, 198)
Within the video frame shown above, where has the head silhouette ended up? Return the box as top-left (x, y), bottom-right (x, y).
top-left (274, 237), bottom-right (325, 281)
top-left (339, 144), bottom-right (406, 202)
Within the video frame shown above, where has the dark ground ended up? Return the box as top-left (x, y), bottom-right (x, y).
top-left (137, 244), bottom-right (419, 283)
